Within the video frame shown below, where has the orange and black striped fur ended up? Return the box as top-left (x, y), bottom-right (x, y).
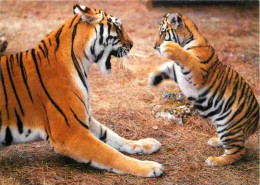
top-left (0, 5), bottom-right (164, 177)
top-left (150, 13), bottom-right (259, 166)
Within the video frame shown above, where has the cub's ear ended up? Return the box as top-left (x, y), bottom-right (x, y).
top-left (168, 13), bottom-right (182, 29)
top-left (73, 4), bottom-right (102, 24)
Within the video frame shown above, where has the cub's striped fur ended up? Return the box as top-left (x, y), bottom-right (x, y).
top-left (0, 5), bottom-right (164, 177)
top-left (150, 13), bottom-right (259, 166)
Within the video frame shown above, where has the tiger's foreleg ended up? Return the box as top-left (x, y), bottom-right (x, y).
top-left (149, 61), bottom-right (177, 86)
top-left (159, 41), bottom-right (203, 86)
top-left (89, 118), bottom-right (161, 154)
top-left (47, 102), bottom-right (163, 177)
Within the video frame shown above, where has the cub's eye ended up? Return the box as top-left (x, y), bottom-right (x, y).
top-left (160, 25), bottom-right (166, 36)
top-left (160, 26), bottom-right (165, 31)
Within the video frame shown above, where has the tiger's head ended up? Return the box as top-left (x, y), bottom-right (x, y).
top-left (72, 4), bottom-right (133, 74)
top-left (153, 13), bottom-right (197, 52)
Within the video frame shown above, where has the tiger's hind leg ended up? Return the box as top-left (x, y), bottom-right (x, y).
top-left (89, 118), bottom-right (161, 154)
top-left (208, 137), bottom-right (222, 147)
top-left (206, 147), bottom-right (245, 166)
top-left (206, 131), bottom-right (246, 166)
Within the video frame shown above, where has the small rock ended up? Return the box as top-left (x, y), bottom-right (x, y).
top-left (152, 126), bottom-right (158, 130)
top-left (152, 91), bottom-right (196, 124)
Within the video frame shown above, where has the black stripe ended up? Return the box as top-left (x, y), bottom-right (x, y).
top-left (55, 25), bottom-right (64, 51)
top-left (71, 23), bottom-right (89, 92)
top-left (238, 82), bottom-right (247, 104)
top-left (69, 15), bottom-right (78, 28)
top-left (200, 47), bottom-right (215, 64)
top-left (187, 45), bottom-right (208, 50)
top-left (196, 68), bottom-right (228, 112)
top-left (182, 69), bottom-right (191, 75)
top-left (14, 108), bottom-right (23, 134)
top-left (215, 110), bottom-right (232, 121)
top-left (37, 51), bottom-right (42, 64)
top-left (203, 101), bottom-right (224, 119)
top-left (48, 38), bottom-right (52, 46)
top-left (199, 65), bottom-right (226, 98)
top-left (0, 56), bottom-right (9, 119)
top-left (70, 108), bottom-right (89, 129)
top-left (15, 53), bottom-right (19, 65)
top-left (26, 50), bottom-right (29, 57)
top-left (42, 102), bottom-right (54, 142)
top-left (39, 45), bottom-right (46, 59)
top-left (172, 65), bottom-right (178, 83)
top-left (77, 56), bottom-right (88, 79)
top-left (41, 40), bottom-right (49, 63)
top-left (73, 91), bottom-right (90, 123)
top-left (99, 23), bottom-right (104, 44)
top-left (20, 53), bottom-right (34, 102)
top-left (73, 91), bottom-right (87, 109)
top-left (94, 50), bottom-right (104, 63)
top-left (10, 54), bottom-right (15, 76)
top-left (25, 129), bottom-right (31, 137)
top-left (99, 127), bottom-right (107, 142)
top-left (6, 57), bottom-right (24, 115)
top-left (219, 128), bottom-right (242, 140)
top-left (90, 27), bottom-right (98, 57)
top-left (31, 49), bottom-right (70, 127)
top-left (181, 34), bottom-right (193, 47)
top-left (3, 127), bottom-right (13, 146)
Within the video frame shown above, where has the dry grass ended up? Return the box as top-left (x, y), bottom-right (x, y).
top-left (0, 1), bottom-right (259, 185)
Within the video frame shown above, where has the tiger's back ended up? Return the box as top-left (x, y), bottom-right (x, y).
top-left (0, 15), bottom-right (90, 148)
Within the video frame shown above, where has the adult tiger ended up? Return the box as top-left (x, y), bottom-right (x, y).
top-left (149, 13), bottom-right (259, 166)
top-left (0, 5), bottom-right (164, 177)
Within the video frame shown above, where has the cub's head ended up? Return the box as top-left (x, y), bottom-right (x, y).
top-left (72, 4), bottom-right (133, 74)
top-left (153, 13), bottom-right (196, 51)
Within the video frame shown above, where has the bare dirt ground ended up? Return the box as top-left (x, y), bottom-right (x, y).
top-left (0, 1), bottom-right (259, 185)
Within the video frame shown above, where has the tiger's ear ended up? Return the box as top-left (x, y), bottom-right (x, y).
top-left (73, 4), bottom-right (102, 24)
top-left (168, 13), bottom-right (182, 29)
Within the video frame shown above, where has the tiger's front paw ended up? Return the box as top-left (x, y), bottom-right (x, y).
top-left (160, 41), bottom-right (179, 59)
top-left (136, 138), bottom-right (161, 154)
top-left (138, 161), bottom-right (164, 177)
top-left (149, 72), bottom-right (163, 86)
top-left (125, 138), bottom-right (161, 155)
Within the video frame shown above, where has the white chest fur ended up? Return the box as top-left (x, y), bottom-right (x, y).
top-left (174, 63), bottom-right (199, 99)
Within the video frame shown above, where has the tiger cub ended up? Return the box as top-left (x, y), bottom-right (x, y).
top-left (0, 5), bottom-right (164, 177)
top-left (149, 13), bottom-right (259, 166)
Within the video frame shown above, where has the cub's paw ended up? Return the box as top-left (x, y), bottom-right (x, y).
top-left (139, 161), bottom-right (164, 177)
top-left (149, 72), bottom-right (163, 86)
top-left (136, 138), bottom-right (161, 154)
top-left (159, 41), bottom-right (179, 59)
top-left (205, 155), bottom-right (232, 166)
top-left (208, 137), bottom-right (222, 147)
